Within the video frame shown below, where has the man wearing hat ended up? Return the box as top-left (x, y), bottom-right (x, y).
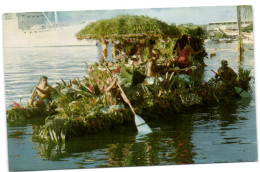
top-left (216, 60), bottom-right (237, 83)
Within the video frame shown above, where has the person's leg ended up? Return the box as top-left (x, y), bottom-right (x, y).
top-left (33, 100), bottom-right (45, 108)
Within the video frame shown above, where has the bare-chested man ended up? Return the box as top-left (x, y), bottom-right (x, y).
top-left (29, 76), bottom-right (51, 108)
top-left (216, 60), bottom-right (237, 83)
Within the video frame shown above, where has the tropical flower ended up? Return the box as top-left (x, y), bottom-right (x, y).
top-left (89, 85), bottom-right (94, 93)
top-left (72, 79), bottom-right (79, 85)
top-left (11, 101), bottom-right (24, 109)
top-left (112, 67), bottom-right (121, 73)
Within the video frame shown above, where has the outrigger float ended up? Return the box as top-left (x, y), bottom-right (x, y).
top-left (6, 15), bottom-right (252, 143)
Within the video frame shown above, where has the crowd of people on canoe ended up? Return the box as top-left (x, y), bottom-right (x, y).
top-left (28, 34), bottom-right (238, 108)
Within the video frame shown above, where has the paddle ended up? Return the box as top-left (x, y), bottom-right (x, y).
top-left (30, 87), bottom-right (36, 99)
top-left (28, 87), bottom-right (38, 106)
top-left (29, 87), bottom-right (37, 102)
top-left (105, 66), bottom-right (152, 134)
top-left (211, 69), bottom-right (251, 98)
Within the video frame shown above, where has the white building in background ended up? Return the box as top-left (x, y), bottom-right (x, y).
top-left (3, 12), bottom-right (96, 48)
top-left (207, 21), bottom-right (253, 32)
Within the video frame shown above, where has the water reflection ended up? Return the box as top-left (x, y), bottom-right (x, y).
top-left (23, 112), bottom-right (196, 168)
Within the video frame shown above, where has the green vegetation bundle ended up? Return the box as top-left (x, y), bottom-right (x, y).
top-left (7, 63), bottom-right (251, 143)
top-left (76, 15), bottom-right (181, 40)
top-left (237, 68), bottom-right (252, 91)
top-left (7, 101), bottom-right (47, 122)
top-left (77, 15), bottom-right (207, 63)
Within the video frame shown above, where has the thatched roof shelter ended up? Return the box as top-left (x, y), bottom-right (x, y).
top-left (76, 15), bottom-right (181, 40)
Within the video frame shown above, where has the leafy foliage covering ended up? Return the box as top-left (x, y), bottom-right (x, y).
top-left (36, 69), bottom-right (135, 142)
top-left (237, 68), bottom-right (252, 91)
top-left (6, 101), bottom-right (48, 122)
top-left (7, 61), bottom-right (251, 143)
top-left (76, 15), bottom-right (181, 40)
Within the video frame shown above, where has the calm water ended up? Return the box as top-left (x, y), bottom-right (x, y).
top-left (4, 42), bottom-right (257, 171)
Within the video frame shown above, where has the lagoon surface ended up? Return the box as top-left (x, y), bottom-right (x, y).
top-left (4, 42), bottom-right (257, 171)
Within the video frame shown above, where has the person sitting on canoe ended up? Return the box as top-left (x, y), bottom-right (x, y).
top-left (215, 60), bottom-right (237, 83)
top-left (144, 49), bottom-right (164, 84)
top-left (146, 49), bottom-right (161, 77)
top-left (175, 34), bottom-right (203, 72)
top-left (28, 76), bottom-right (51, 108)
top-left (105, 77), bottom-right (130, 105)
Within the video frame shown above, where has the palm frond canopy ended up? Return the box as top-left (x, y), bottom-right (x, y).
top-left (76, 15), bottom-right (181, 40)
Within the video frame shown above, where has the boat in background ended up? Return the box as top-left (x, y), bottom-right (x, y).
top-left (3, 12), bottom-right (96, 48)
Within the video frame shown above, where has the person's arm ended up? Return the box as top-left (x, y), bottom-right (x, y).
top-left (105, 78), bottom-right (117, 93)
top-left (229, 68), bottom-right (237, 82)
top-left (31, 86), bottom-right (38, 98)
top-left (146, 61), bottom-right (153, 76)
top-left (215, 68), bottom-right (221, 78)
top-left (36, 85), bottom-right (51, 94)
top-left (187, 45), bottom-right (203, 56)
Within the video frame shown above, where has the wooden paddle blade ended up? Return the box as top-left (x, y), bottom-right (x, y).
top-left (135, 115), bottom-right (152, 134)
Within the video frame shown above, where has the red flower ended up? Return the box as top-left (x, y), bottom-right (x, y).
top-left (100, 88), bottom-right (105, 93)
top-left (161, 102), bottom-right (167, 108)
top-left (112, 67), bottom-right (121, 73)
top-left (76, 117), bottom-right (83, 121)
top-left (204, 90), bottom-right (207, 96)
top-left (89, 85), bottom-right (94, 93)
top-left (72, 79), bottom-right (79, 85)
top-left (178, 142), bottom-right (184, 146)
top-left (11, 101), bottom-right (24, 109)
top-left (183, 149), bottom-right (189, 153)
top-left (89, 98), bottom-right (95, 103)
top-left (177, 161), bottom-right (185, 164)
top-left (95, 79), bottom-right (99, 84)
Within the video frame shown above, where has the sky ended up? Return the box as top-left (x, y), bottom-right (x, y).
top-left (49, 6), bottom-right (241, 25)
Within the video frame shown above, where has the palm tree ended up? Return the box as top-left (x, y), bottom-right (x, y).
top-left (237, 5), bottom-right (253, 61)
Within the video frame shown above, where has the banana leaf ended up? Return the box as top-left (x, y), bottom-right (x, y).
top-left (132, 70), bottom-right (146, 86)
top-left (119, 64), bottom-right (134, 87)
top-left (60, 88), bottom-right (75, 95)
